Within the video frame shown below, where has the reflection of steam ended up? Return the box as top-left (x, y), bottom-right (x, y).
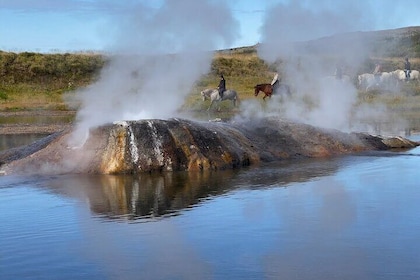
top-left (68, 0), bottom-right (239, 146)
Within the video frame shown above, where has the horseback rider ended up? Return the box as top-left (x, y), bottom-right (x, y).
top-left (373, 63), bottom-right (382, 84)
top-left (404, 57), bottom-right (411, 81)
top-left (218, 74), bottom-right (226, 98)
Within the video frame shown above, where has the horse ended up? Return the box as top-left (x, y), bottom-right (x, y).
top-left (200, 88), bottom-right (239, 111)
top-left (358, 72), bottom-right (399, 92)
top-left (254, 82), bottom-right (291, 100)
top-left (358, 73), bottom-right (377, 92)
top-left (379, 71), bottom-right (397, 91)
top-left (392, 69), bottom-right (419, 84)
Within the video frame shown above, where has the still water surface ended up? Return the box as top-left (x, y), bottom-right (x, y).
top-left (0, 134), bottom-right (50, 151)
top-left (1, 138), bottom-right (420, 280)
top-left (0, 113), bottom-right (74, 151)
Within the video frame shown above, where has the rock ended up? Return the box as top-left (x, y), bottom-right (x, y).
top-left (1, 117), bottom-right (418, 175)
top-left (380, 136), bottom-right (419, 149)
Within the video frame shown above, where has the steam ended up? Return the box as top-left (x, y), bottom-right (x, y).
top-left (67, 0), bottom-right (413, 146)
top-left (255, 1), bottom-right (407, 135)
top-left (69, 0), bottom-right (239, 146)
top-left (258, 1), bottom-right (372, 61)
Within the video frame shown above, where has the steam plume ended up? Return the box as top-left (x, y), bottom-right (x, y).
top-left (256, 1), bottom-right (407, 134)
top-left (69, 0), bottom-right (239, 145)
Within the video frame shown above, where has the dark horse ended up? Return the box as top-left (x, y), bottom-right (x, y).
top-left (254, 81), bottom-right (291, 100)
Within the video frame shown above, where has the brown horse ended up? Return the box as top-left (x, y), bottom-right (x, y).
top-left (254, 82), bottom-right (291, 100)
top-left (254, 83), bottom-right (273, 100)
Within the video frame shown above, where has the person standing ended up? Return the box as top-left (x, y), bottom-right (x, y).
top-left (404, 57), bottom-right (411, 81)
top-left (218, 74), bottom-right (226, 99)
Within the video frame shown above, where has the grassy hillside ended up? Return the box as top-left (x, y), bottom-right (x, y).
top-left (0, 26), bottom-right (420, 112)
top-left (0, 51), bottom-right (105, 110)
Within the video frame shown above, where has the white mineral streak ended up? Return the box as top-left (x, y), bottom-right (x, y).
top-left (147, 121), bottom-right (172, 169)
top-left (127, 124), bottom-right (139, 164)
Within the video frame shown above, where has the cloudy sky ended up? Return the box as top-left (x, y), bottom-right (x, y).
top-left (0, 0), bottom-right (419, 53)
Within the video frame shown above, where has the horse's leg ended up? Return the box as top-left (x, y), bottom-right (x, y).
top-left (207, 100), bottom-right (214, 111)
top-left (216, 100), bottom-right (221, 112)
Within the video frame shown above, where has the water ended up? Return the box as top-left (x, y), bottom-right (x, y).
top-left (0, 113), bottom-right (74, 151)
top-left (1, 138), bottom-right (420, 279)
top-left (0, 113), bottom-right (74, 125)
top-left (0, 134), bottom-right (50, 151)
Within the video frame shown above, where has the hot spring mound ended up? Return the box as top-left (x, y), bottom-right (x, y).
top-left (1, 117), bottom-right (418, 175)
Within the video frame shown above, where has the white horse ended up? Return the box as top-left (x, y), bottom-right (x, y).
top-left (358, 73), bottom-right (378, 91)
top-left (379, 72), bottom-right (397, 91)
top-left (200, 88), bottom-right (239, 111)
top-left (412, 70), bottom-right (420, 80)
top-left (392, 69), bottom-right (419, 84)
top-left (358, 72), bottom-right (400, 92)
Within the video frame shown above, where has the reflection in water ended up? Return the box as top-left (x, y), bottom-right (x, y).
top-left (43, 170), bottom-right (240, 220)
top-left (90, 172), bottom-right (238, 219)
top-left (41, 157), bottom-right (344, 221)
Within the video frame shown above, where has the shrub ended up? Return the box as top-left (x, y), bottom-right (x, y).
top-left (0, 90), bottom-right (7, 100)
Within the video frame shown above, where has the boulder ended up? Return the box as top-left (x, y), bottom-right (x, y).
top-left (1, 117), bottom-right (418, 175)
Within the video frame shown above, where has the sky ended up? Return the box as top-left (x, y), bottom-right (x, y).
top-left (1, 0), bottom-right (420, 53)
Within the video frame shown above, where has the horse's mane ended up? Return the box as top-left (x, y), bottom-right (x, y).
top-left (202, 88), bottom-right (217, 95)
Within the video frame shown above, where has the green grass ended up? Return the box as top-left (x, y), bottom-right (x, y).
top-left (0, 90), bottom-right (8, 100)
top-left (0, 83), bottom-right (68, 111)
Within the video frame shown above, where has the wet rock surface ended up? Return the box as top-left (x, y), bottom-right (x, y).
top-left (1, 117), bottom-right (418, 175)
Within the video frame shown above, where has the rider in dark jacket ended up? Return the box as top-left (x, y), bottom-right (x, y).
top-left (218, 74), bottom-right (226, 98)
top-left (404, 57), bottom-right (411, 80)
